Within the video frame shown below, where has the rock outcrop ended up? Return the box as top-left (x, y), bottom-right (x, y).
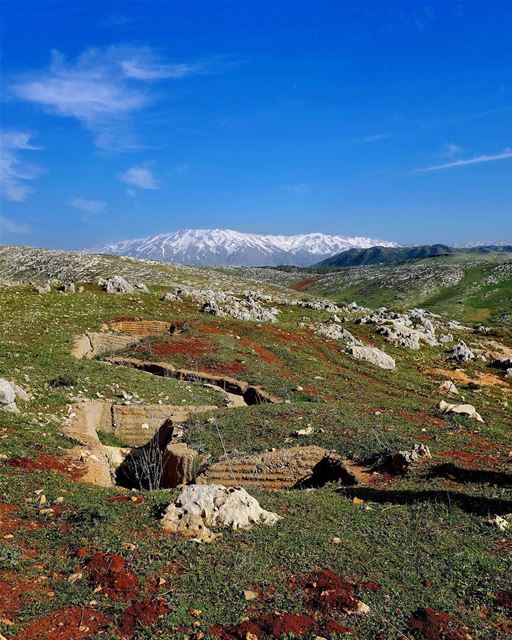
top-left (161, 484), bottom-right (281, 542)
top-left (347, 345), bottom-right (396, 370)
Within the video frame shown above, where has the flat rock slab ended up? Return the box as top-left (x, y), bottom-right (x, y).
top-left (197, 445), bottom-right (355, 490)
top-left (106, 319), bottom-right (174, 337)
top-left (72, 332), bottom-right (140, 359)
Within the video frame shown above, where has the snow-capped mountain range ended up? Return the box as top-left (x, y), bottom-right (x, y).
top-left (94, 228), bottom-right (399, 267)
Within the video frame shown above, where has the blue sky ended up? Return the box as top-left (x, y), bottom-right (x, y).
top-left (1, 0), bottom-right (511, 249)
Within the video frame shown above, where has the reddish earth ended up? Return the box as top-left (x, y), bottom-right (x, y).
top-left (239, 337), bottom-right (280, 365)
top-left (106, 495), bottom-right (145, 504)
top-left (211, 569), bottom-right (360, 639)
top-left (83, 553), bottom-right (138, 601)
top-left (289, 278), bottom-right (319, 291)
top-left (407, 607), bottom-right (470, 640)
top-left (0, 571), bottom-right (45, 619)
top-left (4, 454), bottom-right (83, 480)
top-left (117, 597), bottom-right (169, 638)
top-left (437, 448), bottom-right (502, 468)
top-left (210, 613), bottom-right (318, 639)
top-left (14, 606), bottom-right (110, 640)
top-left (150, 336), bottom-right (211, 356)
top-left (197, 322), bottom-right (229, 335)
top-left (200, 360), bottom-right (248, 375)
top-left (495, 591), bottom-right (512, 615)
top-left (300, 568), bottom-right (362, 613)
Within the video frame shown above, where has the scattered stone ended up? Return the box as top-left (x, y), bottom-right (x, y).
top-left (347, 345), bottom-right (396, 370)
top-left (315, 323), bottom-right (361, 345)
top-left (489, 514), bottom-right (511, 531)
top-left (34, 283), bottom-right (51, 294)
top-left (161, 484), bottom-right (281, 542)
top-left (437, 380), bottom-right (458, 395)
top-left (103, 276), bottom-right (135, 294)
top-left (438, 400), bottom-right (483, 422)
top-left (451, 340), bottom-right (475, 363)
top-left (60, 282), bottom-right (76, 293)
top-left (369, 444), bottom-right (431, 475)
top-left (0, 379), bottom-right (18, 413)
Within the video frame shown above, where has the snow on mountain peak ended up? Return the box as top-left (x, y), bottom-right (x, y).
top-left (94, 228), bottom-right (399, 267)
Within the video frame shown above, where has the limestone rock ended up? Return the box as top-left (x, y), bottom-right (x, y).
top-left (103, 276), bottom-right (135, 294)
top-left (162, 443), bottom-right (199, 487)
top-left (347, 345), bottom-right (396, 370)
top-left (438, 400), bottom-right (483, 422)
top-left (197, 445), bottom-right (355, 490)
top-left (161, 484), bottom-right (281, 542)
top-left (437, 380), bottom-right (458, 395)
top-left (34, 283), bottom-right (51, 294)
top-left (0, 379), bottom-right (18, 413)
top-left (451, 341), bottom-right (475, 363)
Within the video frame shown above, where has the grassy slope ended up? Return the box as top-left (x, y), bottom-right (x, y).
top-left (0, 254), bottom-right (511, 640)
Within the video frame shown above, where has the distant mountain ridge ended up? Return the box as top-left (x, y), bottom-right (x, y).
top-left (94, 228), bottom-right (398, 267)
top-left (313, 244), bottom-right (512, 268)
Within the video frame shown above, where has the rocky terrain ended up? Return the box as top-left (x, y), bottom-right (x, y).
top-left (0, 246), bottom-right (511, 640)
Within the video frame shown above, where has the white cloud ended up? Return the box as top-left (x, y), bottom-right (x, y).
top-left (0, 131), bottom-right (43, 202)
top-left (0, 215), bottom-right (31, 235)
top-left (439, 143), bottom-right (462, 157)
top-left (70, 197), bottom-right (107, 215)
top-left (358, 133), bottom-right (391, 143)
top-left (10, 46), bottom-right (237, 150)
top-left (119, 165), bottom-right (158, 189)
top-left (415, 148), bottom-right (512, 172)
top-left (126, 188), bottom-right (137, 198)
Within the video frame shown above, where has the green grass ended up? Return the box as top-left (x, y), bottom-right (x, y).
top-left (0, 277), bottom-right (511, 640)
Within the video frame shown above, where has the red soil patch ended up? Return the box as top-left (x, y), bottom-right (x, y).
top-left (211, 569), bottom-right (360, 639)
top-left (210, 613), bottom-right (317, 639)
top-left (200, 360), bottom-right (248, 375)
top-left (0, 571), bottom-right (45, 620)
top-left (0, 502), bottom-right (18, 536)
top-left (407, 607), bottom-right (470, 640)
top-left (260, 325), bottom-right (306, 343)
top-left (4, 454), bottom-right (83, 480)
top-left (289, 278), bottom-right (319, 291)
top-left (197, 322), bottom-right (229, 335)
top-left (301, 568), bottom-right (362, 613)
top-left (302, 384), bottom-right (319, 395)
top-left (106, 495), bottom-right (145, 504)
top-left (117, 597), bottom-right (169, 638)
top-left (15, 606), bottom-right (110, 640)
top-left (151, 336), bottom-right (211, 356)
top-left (83, 553), bottom-right (138, 601)
top-left (239, 337), bottom-right (280, 365)
top-left (437, 448), bottom-right (502, 467)
top-left (495, 591), bottom-right (512, 616)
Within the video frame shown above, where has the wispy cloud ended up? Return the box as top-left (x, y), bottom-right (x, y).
top-left (415, 148), bottom-right (512, 172)
top-left (439, 143), bottom-right (462, 157)
top-left (357, 133), bottom-right (392, 143)
top-left (10, 46), bottom-right (235, 150)
top-left (0, 131), bottom-right (43, 202)
top-left (119, 165), bottom-right (158, 189)
top-left (70, 197), bottom-right (107, 215)
top-left (0, 215), bottom-right (31, 235)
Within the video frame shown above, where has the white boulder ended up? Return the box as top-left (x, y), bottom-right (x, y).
top-left (161, 484), bottom-right (281, 542)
